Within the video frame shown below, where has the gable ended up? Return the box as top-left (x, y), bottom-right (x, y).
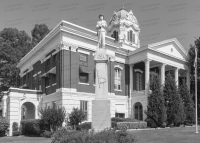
top-left (148, 39), bottom-right (188, 61)
top-left (156, 44), bottom-right (184, 60)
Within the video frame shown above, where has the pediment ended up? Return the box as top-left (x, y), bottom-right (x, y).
top-left (149, 38), bottom-right (188, 61)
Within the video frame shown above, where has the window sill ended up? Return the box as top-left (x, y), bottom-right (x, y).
top-left (114, 89), bottom-right (122, 92)
top-left (46, 86), bottom-right (50, 88)
top-left (78, 82), bottom-right (89, 85)
top-left (52, 83), bottom-right (57, 86)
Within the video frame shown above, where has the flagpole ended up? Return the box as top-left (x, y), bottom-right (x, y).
top-left (195, 47), bottom-right (199, 133)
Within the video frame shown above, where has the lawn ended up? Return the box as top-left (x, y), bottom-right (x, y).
top-left (129, 126), bottom-right (200, 143)
top-left (0, 136), bottom-right (51, 143)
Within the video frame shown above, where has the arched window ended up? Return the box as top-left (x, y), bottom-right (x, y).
top-left (111, 30), bottom-right (118, 41)
top-left (134, 102), bottom-right (143, 120)
top-left (114, 67), bottom-right (122, 90)
top-left (135, 69), bottom-right (143, 91)
top-left (127, 30), bottom-right (135, 43)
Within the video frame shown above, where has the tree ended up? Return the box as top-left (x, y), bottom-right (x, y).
top-left (179, 80), bottom-right (195, 124)
top-left (145, 72), bottom-right (167, 127)
top-left (40, 107), bottom-right (66, 131)
top-left (68, 107), bottom-right (86, 130)
top-left (163, 74), bottom-right (185, 126)
top-left (31, 24), bottom-right (50, 47)
top-left (0, 28), bottom-right (32, 101)
top-left (188, 38), bottom-right (200, 119)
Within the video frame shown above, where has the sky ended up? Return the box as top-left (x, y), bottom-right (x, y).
top-left (0, 0), bottom-right (200, 52)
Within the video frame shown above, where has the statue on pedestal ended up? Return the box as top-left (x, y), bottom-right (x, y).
top-left (96, 14), bottom-right (107, 49)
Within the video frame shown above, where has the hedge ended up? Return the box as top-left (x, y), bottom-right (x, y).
top-left (0, 117), bottom-right (9, 137)
top-left (21, 119), bottom-right (44, 136)
top-left (117, 122), bottom-right (147, 130)
top-left (111, 117), bottom-right (139, 123)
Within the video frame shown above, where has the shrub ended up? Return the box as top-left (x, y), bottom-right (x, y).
top-left (20, 119), bottom-right (43, 136)
top-left (111, 117), bottom-right (139, 123)
top-left (40, 107), bottom-right (66, 132)
top-left (77, 122), bottom-right (91, 131)
top-left (0, 117), bottom-right (9, 137)
top-left (41, 131), bottom-right (54, 138)
top-left (52, 127), bottom-right (136, 143)
top-left (111, 121), bottom-right (117, 128)
top-left (116, 122), bottom-right (147, 130)
top-left (12, 131), bottom-right (21, 136)
top-left (68, 107), bottom-right (86, 130)
top-left (145, 118), bottom-right (157, 128)
top-left (12, 122), bottom-right (19, 131)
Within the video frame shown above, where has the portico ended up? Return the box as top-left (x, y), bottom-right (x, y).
top-left (128, 38), bottom-right (190, 120)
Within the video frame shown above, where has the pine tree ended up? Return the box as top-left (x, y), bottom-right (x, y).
top-left (163, 74), bottom-right (185, 126)
top-left (145, 72), bottom-right (167, 127)
top-left (179, 80), bottom-right (195, 125)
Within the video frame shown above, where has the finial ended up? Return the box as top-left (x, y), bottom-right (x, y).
top-left (122, 0), bottom-right (125, 9)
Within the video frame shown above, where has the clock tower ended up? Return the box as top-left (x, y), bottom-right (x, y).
top-left (107, 8), bottom-right (140, 49)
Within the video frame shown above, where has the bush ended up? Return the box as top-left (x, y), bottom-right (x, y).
top-left (111, 117), bottom-right (139, 123)
top-left (76, 122), bottom-right (91, 131)
top-left (0, 117), bottom-right (9, 137)
top-left (12, 131), bottom-right (21, 136)
top-left (12, 122), bottom-right (19, 131)
top-left (40, 107), bottom-right (66, 132)
top-left (68, 107), bottom-right (86, 130)
top-left (21, 119), bottom-right (44, 136)
top-left (116, 122), bottom-right (147, 130)
top-left (41, 131), bottom-right (54, 138)
top-left (111, 121), bottom-right (117, 128)
top-left (145, 118), bottom-right (158, 128)
top-left (52, 127), bottom-right (136, 143)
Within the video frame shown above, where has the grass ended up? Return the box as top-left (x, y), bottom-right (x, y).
top-left (0, 136), bottom-right (51, 143)
top-left (129, 126), bottom-right (200, 143)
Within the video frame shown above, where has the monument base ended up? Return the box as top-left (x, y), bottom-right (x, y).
top-left (92, 100), bottom-right (111, 132)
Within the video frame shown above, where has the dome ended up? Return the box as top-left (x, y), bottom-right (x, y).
top-left (118, 8), bottom-right (129, 19)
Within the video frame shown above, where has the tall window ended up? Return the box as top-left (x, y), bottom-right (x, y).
top-left (79, 53), bottom-right (89, 83)
top-left (53, 54), bottom-right (57, 67)
top-left (114, 68), bottom-right (122, 90)
top-left (45, 76), bottom-right (50, 87)
top-left (52, 101), bottom-right (56, 109)
top-left (80, 101), bottom-right (88, 120)
top-left (45, 59), bottom-right (50, 72)
top-left (111, 30), bottom-right (118, 41)
top-left (127, 30), bottom-right (135, 43)
top-left (38, 74), bottom-right (41, 90)
top-left (52, 74), bottom-right (56, 84)
top-left (134, 102), bottom-right (143, 120)
top-left (136, 72), bottom-right (142, 91)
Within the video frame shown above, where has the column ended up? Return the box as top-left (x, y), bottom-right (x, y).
top-left (174, 67), bottom-right (179, 86)
top-left (145, 59), bottom-right (151, 96)
top-left (160, 63), bottom-right (166, 86)
top-left (129, 64), bottom-right (133, 118)
top-left (186, 68), bottom-right (190, 90)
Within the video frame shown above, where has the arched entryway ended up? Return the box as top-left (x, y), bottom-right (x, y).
top-left (134, 102), bottom-right (143, 120)
top-left (21, 102), bottom-right (35, 120)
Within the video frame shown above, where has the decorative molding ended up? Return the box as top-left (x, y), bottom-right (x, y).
top-left (115, 57), bottom-right (125, 63)
top-left (134, 69), bottom-right (143, 73)
top-left (114, 65), bottom-right (123, 70)
top-left (33, 73), bottom-right (37, 77)
top-left (78, 49), bottom-right (90, 55)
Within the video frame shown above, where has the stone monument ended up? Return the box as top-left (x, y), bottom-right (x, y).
top-left (92, 14), bottom-right (111, 132)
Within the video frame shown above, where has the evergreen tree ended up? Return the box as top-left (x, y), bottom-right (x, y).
top-left (145, 72), bottom-right (167, 127)
top-left (179, 80), bottom-right (195, 124)
top-left (163, 74), bottom-right (185, 126)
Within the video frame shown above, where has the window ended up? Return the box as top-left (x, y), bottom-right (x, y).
top-left (134, 102), bottom-right (143, 120)
top-left (46, 59), bottom-right (50, 71)
top-left (94, 68), bottom-right (96, 84)
top-left (53, 54), bottom-right (57, 67)
top-left (80, 101), bottom-right (88, 120)
top-left (45, 77), bottom-right (50, 87)
top-left (127, 30), bottom-right (135, 43)
top-left (79, 54), bottom-right (90, 83)
top-left (38, 74), bottom-right (41, 90)
top-left (111, 30), bottom-right (118, 41)
top-left (136, 72), bottom-right (142, 91)
top-left (114, 68), bottom-right (122, 90)
top-left (52, 101), bottom-right (56, 109)
top-left (33, 76), bottom-right (37, 89)
top-left (115, 113), bottom-right (125, 118)
top-left (52, 74), bottom-right (56, 84)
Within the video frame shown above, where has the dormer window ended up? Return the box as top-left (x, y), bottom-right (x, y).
top-left (111, 30), bottom-right (118, 42)
top-left (127, 30), bottom-right (135, 43)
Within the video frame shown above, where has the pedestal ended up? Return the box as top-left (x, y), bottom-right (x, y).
top-left (92, 100), bottom-right (111, 132)
top-left (92, 48), bottom-right (111, 132)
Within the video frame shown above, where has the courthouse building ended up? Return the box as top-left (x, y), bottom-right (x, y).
top-left (2, 8), bottom-right (190, 132)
